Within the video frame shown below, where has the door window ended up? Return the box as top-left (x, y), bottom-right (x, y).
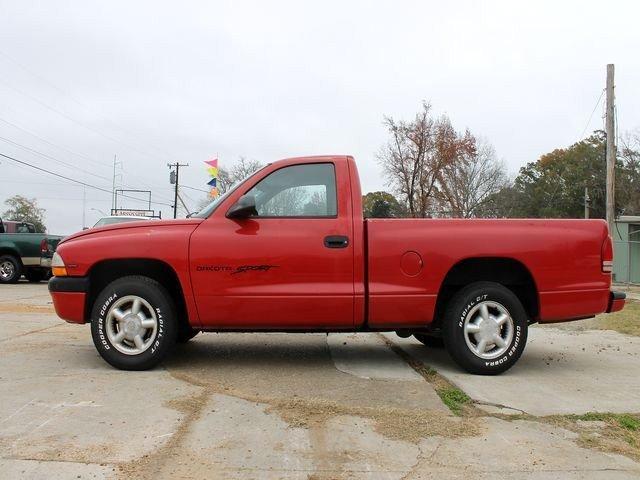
top-left (246, 163), bottom-right (337, 217)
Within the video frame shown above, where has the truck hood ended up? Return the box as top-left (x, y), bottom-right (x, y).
top-left (60, 218), bottom-right (204, 245)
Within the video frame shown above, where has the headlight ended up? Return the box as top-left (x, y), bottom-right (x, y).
top-left (51, 252), bottom-right (67, 277)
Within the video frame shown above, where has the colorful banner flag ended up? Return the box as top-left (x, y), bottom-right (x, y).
top-left (205, 158), bottom-right (219, 198)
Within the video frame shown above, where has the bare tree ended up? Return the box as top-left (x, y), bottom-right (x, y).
top-left (377, 102), bottom-right (472, 217)
top-left (436, 139), bottom-right (509, 217)
top-left (218, 156), bottom-right (264, 194)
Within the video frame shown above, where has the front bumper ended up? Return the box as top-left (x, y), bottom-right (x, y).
top-left (607, 291), bottom-right (626, 314)
top-left (48, 276), bottom-right (89, 324)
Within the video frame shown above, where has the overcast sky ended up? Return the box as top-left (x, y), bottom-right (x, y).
top-left (1, 0), bottom-right (639, 234)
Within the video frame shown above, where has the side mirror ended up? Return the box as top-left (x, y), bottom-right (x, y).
top-left (226, 194), bottom-right (258, 219)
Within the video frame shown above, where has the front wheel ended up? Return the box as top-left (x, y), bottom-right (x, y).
top-left (90, 276), bottom-right (177, 370)
top-left (442, 281), bottom-right (528, 375)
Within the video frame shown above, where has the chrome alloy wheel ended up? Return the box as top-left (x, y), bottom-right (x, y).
top-left (0, 260), bottom-right (15, 280)
top-left (105, 295), bottom-right (158, 355)
top-left (463, 301), bottom-right (514, 360)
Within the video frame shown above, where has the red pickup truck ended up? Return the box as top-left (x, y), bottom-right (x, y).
top-left (49, 155), bottom-right (625, 374)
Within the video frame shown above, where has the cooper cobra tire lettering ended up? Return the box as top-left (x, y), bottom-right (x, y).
top-left (97, 294), bottom-right (118, 350)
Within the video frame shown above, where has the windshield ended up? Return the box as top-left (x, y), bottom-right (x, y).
top-left (94, 217), bottom-right (148, 227)
top-left (192, 166), bottom-right (267, 218)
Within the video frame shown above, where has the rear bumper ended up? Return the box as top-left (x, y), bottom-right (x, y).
top-left (48, 276), bottom-right (89, 324)
top-left (607, 290), bottom-right (626, 314)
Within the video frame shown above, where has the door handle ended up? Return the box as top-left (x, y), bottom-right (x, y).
top-left (324, 235), bottom-right (349, 248)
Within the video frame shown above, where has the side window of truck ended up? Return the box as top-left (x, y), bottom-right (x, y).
top-left (247, 163), bottom-right (337, 217)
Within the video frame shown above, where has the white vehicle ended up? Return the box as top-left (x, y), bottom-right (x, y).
top-left (93, 216), bottom-right (153, 228)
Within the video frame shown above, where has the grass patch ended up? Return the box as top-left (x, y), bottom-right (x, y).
top-left (618, 415), bottom-right (640, 431)
top-left (567, 412), bottom-right (640, 432)
top-left (539, 412), bottom-right (640, 460)
top-left (592, 299), bottom-right (640, 336)
top-left (545, 299), bottom-right (640, 337)
top-left (376, 334), bottom-right (478, 416)
top-left (437, 387), bottom-right (470, 416)
top-left (486, 411), bottom-right (640, 461)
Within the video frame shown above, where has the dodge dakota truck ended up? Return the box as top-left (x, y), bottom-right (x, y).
top-left (48, 155), bottom-right (626, 374)
top-left (0, 218), bottom-right (61, 283)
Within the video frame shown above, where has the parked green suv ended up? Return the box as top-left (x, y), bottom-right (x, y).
top-left (0, 218), bottom-right (62, 283)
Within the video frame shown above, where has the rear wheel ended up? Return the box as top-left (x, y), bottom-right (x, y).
top-left (90, 276), bottom-right (177, 370)
top-left (0, 255), bottom-right (21, 284)
top-left (442, 281), bottom-right (528, 375)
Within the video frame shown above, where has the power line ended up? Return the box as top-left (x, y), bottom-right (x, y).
top-left (0, 152), bottom-right (174, 207)
top-left (0, 48), bottom-right (172, 161)
top-left (181, 184), bottom-right (211, 194)
top-left (0, 69), bottom-right (179, 202)
top-left (0, 78), bottom-right (172, 165)
top-left (0, 57), bottom-right (181, 204)
top-left (0, 116), bottom-right (112, 170)
top-left (0, 135), bottom-right (113, 183)
top-left (579, 88), bottom-right (605, 140)
top-left (0, 126), bottom-right (175, 204)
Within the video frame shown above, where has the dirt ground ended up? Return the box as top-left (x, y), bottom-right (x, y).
top-left (1, 283), bottom-right (639, 479)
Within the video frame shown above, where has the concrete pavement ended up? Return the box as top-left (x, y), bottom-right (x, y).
top-left (1, 284), bottom-right (639, 479)
top-left (383, 325), bottom-right (640, 416)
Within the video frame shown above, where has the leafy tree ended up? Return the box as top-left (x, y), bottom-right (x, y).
top-left (475, 185), bottom-right (520, 218)
top-left (619, 132), bottom-right (640, 215)
top-left (482, 131), bottom-right (640, 219)
top-left (362, 191), bottom-right (406, 218)
top-left (510, 132), bottom-right (608, 218)
top-left (2, 195), bottom-right (47, 232)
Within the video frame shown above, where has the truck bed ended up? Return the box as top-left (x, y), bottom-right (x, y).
top-left (365, 218), bottom-right (611, 327)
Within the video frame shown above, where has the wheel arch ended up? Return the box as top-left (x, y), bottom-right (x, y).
top-left (0, 247), bottom-right (22, 264)
top-left (435, 257), bottom-right (539, 325)
top-left (86, 258), bottom-right (189, 331)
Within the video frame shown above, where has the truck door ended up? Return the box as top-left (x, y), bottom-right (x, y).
top-left (189, 161), bottom-right (355, 329)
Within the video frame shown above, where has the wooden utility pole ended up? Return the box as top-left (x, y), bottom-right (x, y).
top-left (584, 186), bottom-right (590, 219)
top-left (605, 64), bottom-right (616, 231)
top-left (167, 162), bottom-right (189, 219)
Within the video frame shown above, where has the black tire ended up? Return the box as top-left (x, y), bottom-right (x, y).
top-left (414, 333), bottom-right (445, 348)
top-left (0, 255), bottom-right (22, 284)
top-left (25, 269), bottom-right (46, 283)
top-left (90, 275), bottom-right (177, 370)
top-left (442, 281), bottom-right (528, 375)
top-left (176, 325), bottom-right (199, 344)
